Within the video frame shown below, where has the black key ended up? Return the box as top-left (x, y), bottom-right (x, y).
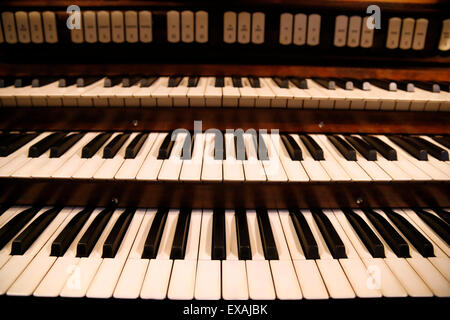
top-left (125, 133), bottom-right (148, 159)
top-left (438, 82), bottom-right (449, 92)
top-left (187, 76), bottom-right (199, 87)
top-left (58, 78), bottom-right (77, 87)
top-left (289, 209), bottom-right (319, 259)
top-left (342, 209), bottom-right (384, 258)
top-left (122, 77), bottom-right (140, 87)
top-left (432, 208), bottom-right (450, 225)
top-left (77, 207), bottom-right (115, 257)
top-left (413, 209), bottom-right (450, 246)
top-left (76, 76), bottom-right (102, 87)
top-left (371, 79), bottom-right (397, 91)
top-left (414, 81), bottom-right (440, 93)
top-left (344, 135), bottom-right (377, 161)
top-left (362, 135), bottom-right (397, 161)
top-left (432, 136), bottom-right (450, 149)
top-left (142, 208), bottom-right (168, 259)
top-left (214, 132), bottom-right (225, 160)
top-left (351, 79), bottom-right (371, 91)
top-left (248, 77), bottom-right (260, 88)
top-left (235, 209), bottom-right (251, 260)
top-left (181, 133), bottom-right (194, 160)
top-left (28, 132), bottom-right (67, 158)
top-left (0, 204), bottom-right (10, 217)
top-left (256, 209), bottom-right (278, 260)
top-left (299, 135), bottom-right (324, 160)
top-left (102, 208), bottom-right (136, 258)
top-left (0, 77), bottom-right (14, 88)
top-left (212, 209), bottom-right (226, 260)
top-left (389, 136), bottom-right (427, 161)
top-left (158, 131), bottom-right (175, 159)
top-left (232, 76), bottom-right (242, 88)
top-left (397, 81), bottom-right (414, 92)
top-left (168, 76), bottom-right (183, 87)
top-left (11, 207), bottom-right (61, 255)
top-left (104, 77), bottom-right (122, 88)
top-left (409, 136), bottom-right (449, 161)
top-left (328, 135), bottom-right (356, 161)
top-left (252, 134), bottom-right (268, 161)
top-left (363, 209), bottom-right (410, 258)
top-left (51, 208), bottom-right (93, 257)
top-left (234, 133), bottom-right (246, 161)
top-left (0, 133), bottom-right (39, 157)
top-left (103, 133), bottom-right (130, 158)
top-left (333, 78), bottom-right (353, 90)
top-left (290, 78), bottom-right (308, 89)
top-left (383, 208), bottom-right (434, 257)
top-left (311, 208), bottom-right (346, 259)
top-left (170, 208), bottom-right (191, 259)
top-left (0, 207), bottom-right (41, 250)
top-left (140, 76), bottom-right (158, 88)
top-left (0, 132), bottom-right (14, 146)
top-left (31, 77), bottom-right (58, 88)
top-left (281, 134), bottom-right (302, 161)
top-left (215, 76), bottom-right (224, 87)
top-left (272, 77), bottom-right (289, 89)
top-left (82, 133), bottom-right (113, 158)
top-left (314, 78), bottom-right (335, 90)
top-left (50, 133), bottom-right (84, 158)
top-left (15, 78), bottom-right (32, 88)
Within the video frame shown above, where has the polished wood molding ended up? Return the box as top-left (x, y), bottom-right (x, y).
top-left (0, 178), bottom-right (448, 209)
top-left (0, 107), bottom-right (448, 134)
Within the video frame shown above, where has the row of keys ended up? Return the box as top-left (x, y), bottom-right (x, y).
top-left (70, 10), bottom-right (153, 44)
top-left (0, 11), bottom-right (58, 44)
top-left (0, 130), bottom-right (448, 182)
top-left (0, 76), bottom-right (448, 110)
top-left (0, 205), bottom-right (448, 299)
top-left (386, 17), bottom-right (429, 50)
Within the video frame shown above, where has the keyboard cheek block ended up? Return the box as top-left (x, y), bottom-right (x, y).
top-left (0, 178), bottom-right (447, 209)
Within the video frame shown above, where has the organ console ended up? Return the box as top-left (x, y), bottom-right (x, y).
top-left (0, 0), bottom-right (449, 316)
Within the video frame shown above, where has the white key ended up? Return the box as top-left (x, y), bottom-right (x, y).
top-left (29, 12), bottom-right (44, 43)
top-left (0, 208), bottom-right (70, 295)
top-left (184, 209), bottom-right (202, 260)
top-left (304, 79), bottom-right (333, 109)
top-left (140, 259), bottom-right (173, 299)
top-left (243, 132), bottom-right (266, 181)
top-left (238, 77), bottom-right (257, 107)
top-left (223, 132), bottom-right (245, 181)
top-left (198, 210), bottom-right (213, 260)
top-left (15, 11), bottom-right (31, 44)
top-left (225, 210), bottom-right (238, 260)
top-left (252, 12), bottom-right (265, 44)
top-left (180, 133), bottom-right (205, 181)
top-left (93, 133), bottom-right (137, 179)
top-left (132, 77), bottom-right (162, 107)
top-left (188, 77), bottom-right (208, 107)
top-left (170, 76), bottom-right (189, 107)
top-left (136, 132), bottom-right (167, 180)
top-left (167, 10), bottom-right (180, 43)
top-left (194, 260), bottom-right (221, 299)
top-left (279, 13), bottom-right (293, 45)
top-left (156, 210), bottom-right (179, 259)
top-left (201, 132), bottom-right (222, 181)
top-left (260, 133), bottom-right (288, 181)
top-left (42, 11), bottom-right (58, 43)
top-left (97, 11), bottom-right (111, 43)
top-left (222, 260), bottom-right (248, 300)
top-left (0, 133), bottom-right (46, 170)
top-left (246, 260), bottom-right (276, 300)
top-left (86, 209), bottom-right (145, 298)
top-left (316, 134), bottom-right (371, 181)
top-left (195, 11), bottom-right (208, 43)
top-left (263, 77), bottom-right (292, 108)
top-left (313, 80), bottom-right (350, 109)
top-left (167, 259), bottom-right (196, 299)
top-left (307, 14), bottom-right (321, 46)
top-left (114, 259), bottom-right (147, 299)
top-left (223, 11), bottom-right (237, 44)
top-left (270, 260), bottom-right (302, 299)
top-left (158, 132), bottom-right (188, 181)
top-left (272, 133), bottom-right (310, 182)
top-left (222, 77), bottom-right (240, 107)
top-left (115, 133), bottom-right (157, 180)
top-left (237, 12), bottom-right (251, 44)
top-left (139, 11), bottom-right (152, 43)
top-left (152, 77), bottom-right (173, 107)
top-left (254, 78), bottom-right (274, 107)
top-left (287, 79), bottom-right (311, 108)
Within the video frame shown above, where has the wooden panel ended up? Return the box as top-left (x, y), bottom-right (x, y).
top-left (0, 107), bottom-right (448, 134)
top-left (0, 178), bottom-right (448, 209)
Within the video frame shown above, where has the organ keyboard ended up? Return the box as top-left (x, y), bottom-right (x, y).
top-left (0, 0), bottom-right (449, 316)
